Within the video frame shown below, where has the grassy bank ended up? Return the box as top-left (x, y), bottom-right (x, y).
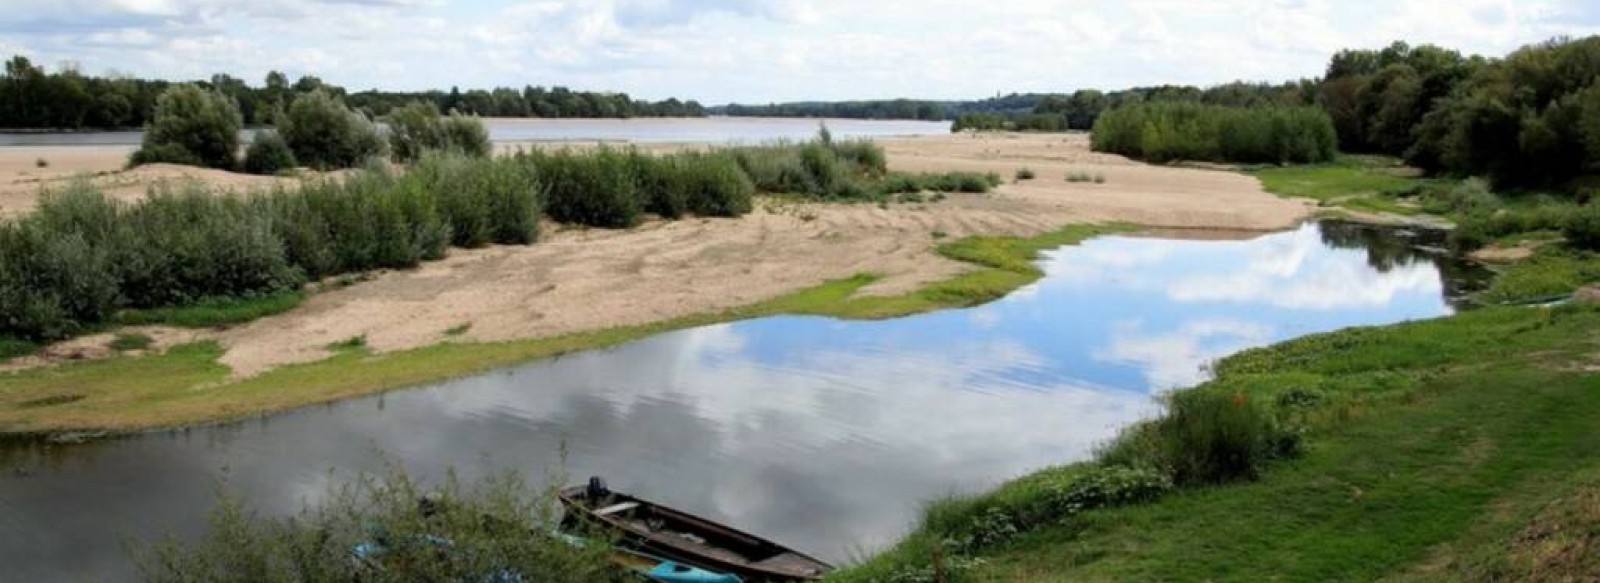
top-left (832, 301), bottom-right (1600, 583)
top-left (0, 224), bottom-right (1119, 434)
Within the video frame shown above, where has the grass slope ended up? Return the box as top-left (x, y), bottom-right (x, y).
top-left (831, 299), bottom-right (1600, 583)
top-left (0, 224), bottom-right (1120, 434)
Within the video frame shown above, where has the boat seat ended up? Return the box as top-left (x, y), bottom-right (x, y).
top-left (595, 501), bottom-right (640, 516)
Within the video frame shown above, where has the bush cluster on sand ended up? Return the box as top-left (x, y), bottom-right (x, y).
top-left (0, 153), bottom-right (535, 342)
top-left (1091, 101), bottom-right (1337, 164)
top-left (387, 101), bottom-right (492, 162)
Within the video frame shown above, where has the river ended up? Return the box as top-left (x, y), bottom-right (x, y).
top-left (0, 221), bottom-right (1485, 582)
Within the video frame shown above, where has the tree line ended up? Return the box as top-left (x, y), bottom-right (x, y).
top-left (0, 55), bottom-right (705, 130)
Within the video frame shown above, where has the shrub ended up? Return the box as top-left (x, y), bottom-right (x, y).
top-left (131, 84), bottom-right (242, 170)
top-left (830, 139), bottom-right (887, 175)
top-left (531, 147), bottom-right (643, 228)
top-left (1098, 390), bottom-right (1300, 486)
top-left (278, 89), bottom-right (386, 169)
top-left (241, 131), bottom-right (297, 175)
top-left (388, 101), bottom-right (492, 162)
top-left (130, 470), bottom-right (620, 583)
top-left (412, 152), bottom-right (540, 246)
top-left (114, 185), bottom-right (302, 308)
top-left (1563, 203), bottom-right (1600, 250)
top-left (674, 152), bottom-right (755, 217)
top-left (127, 142), bottom-right (203, 168)
top-left (1015, 167), bottom-right (1036, 181)
top-left (34, 158), bottom-right (47, 168)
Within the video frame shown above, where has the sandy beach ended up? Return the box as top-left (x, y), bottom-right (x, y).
top-left (0, 133), bottom-right (1311, 376)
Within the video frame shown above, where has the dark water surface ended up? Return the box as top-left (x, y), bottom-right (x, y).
top-left (0, 222), bottom-right (1484, 582)
top-left (0, 117), bottom-right (951, 147)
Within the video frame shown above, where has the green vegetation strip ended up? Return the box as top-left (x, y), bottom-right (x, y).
top-left (0, 224), bottom-right (1120, 435)
top-left (833, 304), bottom-right (1600, 583)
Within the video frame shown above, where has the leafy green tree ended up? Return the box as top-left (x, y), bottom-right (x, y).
top-left (278, 89), bottom-right (385, 169)
top-left (131, 84), bottom-right (242, 170)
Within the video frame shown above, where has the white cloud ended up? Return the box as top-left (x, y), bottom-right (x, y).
top-left (1096, 317), bottom-right (1274, 389)
top-left (1, 0), bottom-right (1598, 102)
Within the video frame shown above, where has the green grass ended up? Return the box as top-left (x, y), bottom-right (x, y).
top-left (114, 290), bottom-right (307, 328)
top-left (832, 304), bottom-right (1600, 583)
top-left (108, 332), bottom-right (152, 352)
top-left (1478, 249), bottom-right (1600, 304)
top-left (0, 224), bottom-right (1122, 434)
top-left (1250, 156), bottom-right (1443, 216)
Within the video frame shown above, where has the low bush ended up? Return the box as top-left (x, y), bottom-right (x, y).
top-left (1450, 202), bottom-right (1578, 251)
top-left (387, 101), bottom-right (492, 162)
top-left (530, 147), bottom-right (643, 228)
top-left (674, 152), bottom-right (755, 217)
top-left (1098, 390), bottom-right (1300, 486)
top-left (127, 142), bottom-right (203, 168)
top-left (1015, 167), bottom-right (1036, 181)
top-left (410, 153), bottom-right (540, 246)
top-left (130, 84), bottom-right (242, 170)
top-left (1562, 203), bottom-right (1600, 250)
top-left (278, 89), bottom-right (386, 170)
top-left (241, 131), bottom-right (297, 175)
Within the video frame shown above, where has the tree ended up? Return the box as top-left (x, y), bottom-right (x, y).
top-left (278, 89), bottom-right (385, 169)
top-left (131, 84), bottom-right (242, 169)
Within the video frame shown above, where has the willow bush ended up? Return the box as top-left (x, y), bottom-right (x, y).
top-left (278, 89), bottom-right (386, 170)
top-left (387, 101), bottom-right (493, 163)
top-left (1092, 102), bottom-right (1337, 164)
top-left (129, 84), bottom-right (242, 170)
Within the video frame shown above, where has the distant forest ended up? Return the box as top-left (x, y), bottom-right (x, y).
top-left (0, 55), bottom-right (706, 130)
top-left (713, 82), bottom-right (1318, 128)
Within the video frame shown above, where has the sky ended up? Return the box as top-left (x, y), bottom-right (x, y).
top-left (1, 0), bottom-right (1598, 104)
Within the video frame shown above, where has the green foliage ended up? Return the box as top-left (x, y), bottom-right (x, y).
top-left (241, 131), bottom-right (297, 175)
top-left (1450, 202), bottom-right (1577, 252)
top-left (130, 470), bottom-right (620, 583)
top-left (130, 84), bottom-right (241, 170)
top-left (116, 291), bottom-right (306, 328)
top-left (278, 89), bottom-right (386, 170)
top-left (1092, 101), bottom-right (1337, 164)
top-left (527, 147), bottom-right (643, 228)
top-left (1561, 203), bottom-right (1600, 251)
top-left (1479, 249), bottom-right (1600, 304)
top-left (387, 101), bottom-right (492, 162)
top-left (1014, 167), bottom-right (1036, 181)
top-left (410, 152), bottom-right (540, 247)
top-left (1098, 390), bottom-right (1301, 486)
top-left (0, 335), bottom-right (36, 360)
top-left (109, 332), bottom-right (153, 351)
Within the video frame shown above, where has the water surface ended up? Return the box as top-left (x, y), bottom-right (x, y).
top-left (0, 222), bottom-right (1483, 582)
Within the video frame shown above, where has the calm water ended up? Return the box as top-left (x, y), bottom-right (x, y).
top-left (0, 117), bottom-right (950, 147)
top-left (0, 222), bottom-right (1483, 582)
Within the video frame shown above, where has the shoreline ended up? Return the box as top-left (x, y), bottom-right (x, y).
top-left (0, 223), bottom-right (1122, 436)
top-left (0, 132), bottom-right (1312, 434)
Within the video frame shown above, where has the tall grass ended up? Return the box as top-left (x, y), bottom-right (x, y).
top-left (131, 470), bottom-right (621, 583)
top-left (1092, 101), bottom-right (1337, 164)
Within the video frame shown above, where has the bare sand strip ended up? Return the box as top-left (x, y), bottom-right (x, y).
top-left (0, 133), bottom-right (1311, 376)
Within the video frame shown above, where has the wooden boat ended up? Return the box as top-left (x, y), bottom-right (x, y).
top-left (560, 477), bottom-right (833, 582)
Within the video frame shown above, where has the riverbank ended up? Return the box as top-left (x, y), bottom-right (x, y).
top-left (0, 133), bottom-right (1310, 434)
top-left (824, 154), bottom-right (1600, 583)
top-left (831, 300), bottom-right (1600, 583)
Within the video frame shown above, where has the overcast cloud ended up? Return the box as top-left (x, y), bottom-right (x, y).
top-left (1, 0), bottom-right (1596, 103)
